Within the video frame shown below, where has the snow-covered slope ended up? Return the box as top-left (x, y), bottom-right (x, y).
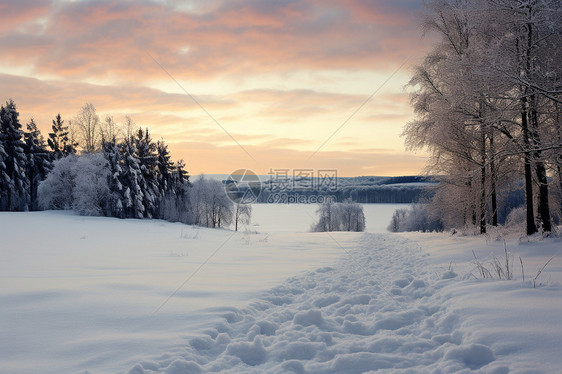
top-left (1, 206), bottom-right (561, 373)
top-left (0, 210), bottom-right (357, 373)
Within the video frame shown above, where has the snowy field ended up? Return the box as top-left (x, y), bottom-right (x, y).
top-left (1, 204), bottom-right (561, 373)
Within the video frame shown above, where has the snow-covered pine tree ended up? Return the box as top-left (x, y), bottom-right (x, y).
top-left (168, 158), bottom-right (193, 223)
top-left (48, 113), bottom-right (76, 159)
top-left (134, 128), bottom-right (159, 218)
top-left (0, 141), bottom-right (8, 199)
top-left (119, 137), bottom-right (145, 219)
top-left (0, 100), bottom-right (30, 211)
top-left (102, 138), bottom-right (124, 218)
top-left (156, 140), bottom-right (174, 195)
top-left (155, 139), bottom-right (176, 221)
top-left (177, 159), bottom-right (189, 182)
top-left (24, 118), bottom-right (52, 210)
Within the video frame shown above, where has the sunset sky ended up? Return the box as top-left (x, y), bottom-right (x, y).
top-left (0, 0), bottom-right (433, 177)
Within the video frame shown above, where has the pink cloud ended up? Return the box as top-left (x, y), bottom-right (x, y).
top-left (0, 0), bottom-right (430, 176)
top-left (0, 0), bottom-right (51, 33)
top-left (0, 0), bottom-right (430, 82)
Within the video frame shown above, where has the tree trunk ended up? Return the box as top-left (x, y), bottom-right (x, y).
top-left (557, 104), bottom-right (562, 217)
top-left (529, 96), bottom-right (552, 232)
top-left (489, 131), bottom-right (498, 226)
top-left (467, 177), bottom-right (477, 227)
top-left (480, 124), bottom-right (487, 234)
top-left (535, 161), bottom-right (552, 232)
top-left (558, 162), bottom-right (562, 219)
top-left (519, 15), bottom-right (539, 235)
top-left (521, 98), bottom-right (538, 235)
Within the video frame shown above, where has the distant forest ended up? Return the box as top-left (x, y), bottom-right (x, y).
top-left (258, 176), bottom-right (436, 204)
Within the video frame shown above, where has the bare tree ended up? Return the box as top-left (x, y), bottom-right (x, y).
top-left (74, 103), bottom-right (101, 153)
top-left (101, 115), bottom-right (123, 143)
top-left (234, 203), bottom-right (252, 231)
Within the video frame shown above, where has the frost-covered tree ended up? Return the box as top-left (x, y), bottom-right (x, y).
top-left (387, 204), bottom-right (443, 233)
top-left (38, 153), bottom-right (111, 216)
top-left (312, 201), bottom-right (337, 232)
top-left (190, 175), bottom-right (233, 228)
top-left (72, 153), bottom-right (111, 216)
top-left (404, 0), bottom-right (562, 234)
top-left (339, 200), bottom-right (366, 232)
top-left (312, 200), bottom-right (365, 232)
top-left (234, 203), bottom-right (252, 231)
top-left (388, 208), bottom-right (408, 233)
top-left (38, 155), bottom-right (77, 210)
top-left (0, 99), bottom-right (30, 211)
top-left (24, 118), bottom-right (52, 210)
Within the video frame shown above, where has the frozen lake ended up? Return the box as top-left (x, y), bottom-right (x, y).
top-left (251, 203), bottom-right (407, 233)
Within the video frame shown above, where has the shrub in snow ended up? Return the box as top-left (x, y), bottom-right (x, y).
top-left (311, 200), bottom-right (365, 232)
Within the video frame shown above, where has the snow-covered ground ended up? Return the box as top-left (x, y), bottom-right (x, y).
top-left (1, 204), bottom-right (561, 373)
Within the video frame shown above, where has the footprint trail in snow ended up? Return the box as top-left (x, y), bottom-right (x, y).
top-left (129, 233), bottom-right (504, 374)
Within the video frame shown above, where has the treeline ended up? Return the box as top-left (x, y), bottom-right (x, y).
top-left (336, 185), bottom-right (428, 204)
top-left (258, 185), bottom-right (430, 204)
top-left (404, 0), bottom-right (562, 235)
top-left (0, 99), bottom-right (247, 229)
